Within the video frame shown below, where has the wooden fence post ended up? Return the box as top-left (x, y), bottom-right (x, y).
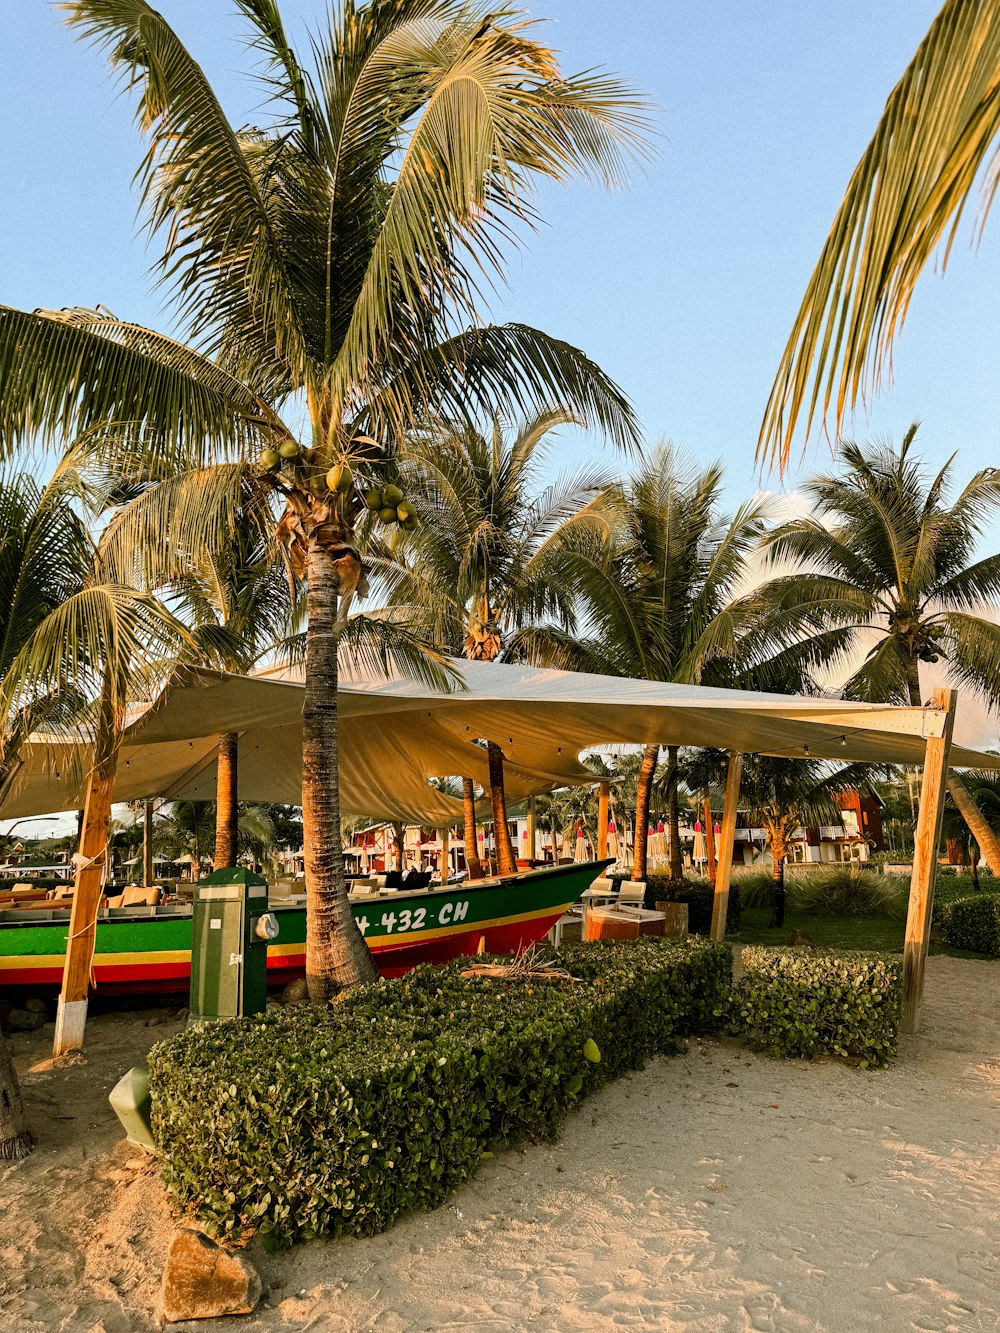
top-left (710, 753), bottom-right (743, 942)
top-left (902, 688), bottom-right (956, 1034)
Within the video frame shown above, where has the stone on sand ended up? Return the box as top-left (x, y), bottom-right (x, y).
top-left (161, 1229), bottom-right (261, 1323)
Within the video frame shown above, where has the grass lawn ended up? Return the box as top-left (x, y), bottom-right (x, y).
top-left (728, 905), bottom-right (993, 958)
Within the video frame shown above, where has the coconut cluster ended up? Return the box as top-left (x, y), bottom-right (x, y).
top-left (363, 483), bottom-right (418, 531)
top-left (257, 442), bottom-right (417, 531)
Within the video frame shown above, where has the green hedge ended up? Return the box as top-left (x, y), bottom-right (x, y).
top-left (0, 876), bottom-right (67, 893)
top-left (731, 946), bottom-right (902, 1068)
top-left (645, 876), bottom-right (741, 934)
top-left (148, 938), bottom-right (731, 1247)
top-left (941, 894), bottom-right (1000, 955)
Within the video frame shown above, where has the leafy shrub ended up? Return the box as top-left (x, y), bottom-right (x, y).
top-left (149, 938), bottom-right (732, 1247)
top-left (645, 876), bottom-right (741, 933)
top-left (731, 946), bottom-right (902, 1067)
top-left (940, 894), bottom-right (1000, 955)
top-left (932, 875), bottom-right (1000, 922)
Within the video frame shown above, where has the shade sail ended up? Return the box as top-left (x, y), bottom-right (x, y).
top-left (1, 658), bottom-right (994, 823)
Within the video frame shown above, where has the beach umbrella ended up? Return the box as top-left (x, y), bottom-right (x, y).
top-left (650, 820), bottom-right (667, 863)
top-left (693, 819), bottom-right (706, 867)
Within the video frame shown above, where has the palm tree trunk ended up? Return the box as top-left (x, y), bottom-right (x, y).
top-left (0, 1033), bottom-right (31, 1161)
top-left (391, 821), bottom-right (405, 874)
top-left (666, 745), bottom-right (682, 880)
top-left (632, 743), bottom-right (658, 881)
top-left (769, 830), bottom-right (786, 929)
top-left (302, 542), bottom-right (377, 1002)
top-left (462, 778), bottom-right (484, 880)
top-left (945, 771), bottom-right (1000, 876)
top-left (487, 741), bottom-right (517, 875)
top-left (908, 648), bottom-right (1000, 875)
top-left (214, 732), bottom-right (238, 870)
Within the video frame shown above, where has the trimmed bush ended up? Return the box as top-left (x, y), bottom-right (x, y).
top-left (645, 876), bottom-right (741, 934)
top-left (940, 894), bottom-right (1000, 955)
top-left (148, 938), bottom-right (731, 1247)
top-left (731, 946), bottom-right (902, 1067)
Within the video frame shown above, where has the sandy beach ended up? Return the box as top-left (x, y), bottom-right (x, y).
top-left (2, 953), bottom-right (998, 1333)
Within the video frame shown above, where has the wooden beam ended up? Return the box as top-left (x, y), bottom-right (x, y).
top-left (710, 753), bottom-right (743, 942)
top-left (903, 687), bottom-right (957, 1034)
top-left (53, 759), bottom-right (117, 1056)
top-left (597, 783), bottom-right (609, 860)
top-left (142, 799), bottom-right (154, 887)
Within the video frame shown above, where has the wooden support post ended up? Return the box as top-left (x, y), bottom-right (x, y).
top-left (142, 799), bottom-right (154, 887)
top-left (903, 688), bottom-right (957, 1034)
top-left (54, 760), bottom-right (117, 1056)
top-left (440, 826), bottom-right (450, 882)
top-left (710, 753), bottom-right (743, 942)
top-left (597, 783), bottom-right (609, 860)
top-left (704, 793), bottom-right (716, 885)
top-left (526, 796), bottom-right (536, 863)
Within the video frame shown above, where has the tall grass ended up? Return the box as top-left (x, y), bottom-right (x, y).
top-left (731, 865), bottom-right (909, 919)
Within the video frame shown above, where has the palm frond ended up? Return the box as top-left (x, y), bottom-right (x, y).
top-left (0, 305), bottom-right (269, 459)
top-left (64, 0), bottom-right (313, 376)
top-left (759, 0), bottom-right (1000, 469)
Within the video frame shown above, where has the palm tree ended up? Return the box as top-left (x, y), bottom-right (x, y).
top-left (737, 754), bottom-right (877, 928)
top-left (1, 1), bottom-right (650, 999)
top-left (943, 768), bottom-right (1000, 886)
top-left (553, 446), bottom-right (774, 881)
top-left (372, 409), bottom-right (612, 875)
top-left (759, 0), bottom-right (1000, 471)
top-left (154, 799), bottom-right (278, 874)
top-left (757, 428), bottom-right (1000, 868)
top-left (0, 458), bottom-right (182, 1155)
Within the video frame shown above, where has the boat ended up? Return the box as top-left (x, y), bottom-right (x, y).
top-left (0, 861), bottom-right (608, 995)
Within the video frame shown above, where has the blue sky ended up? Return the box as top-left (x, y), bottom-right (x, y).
top-left (3, 0), bottom-right (998, 504)
top-left (2, 2), bottom-right (999, 831)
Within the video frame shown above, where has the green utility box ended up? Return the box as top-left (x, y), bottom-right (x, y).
top-left (189, 867), bottom-right (278, 1025)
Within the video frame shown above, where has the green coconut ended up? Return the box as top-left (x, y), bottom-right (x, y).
top-left (378, 505), bottom-right (398, 524)
top-left (327, 462), bottom-right (355, 494)
top-left (258, 447), bottom-right (280, 472)
top-left (400, 515), bottom-right (419, 532)
top-left (364, 487), bottom-right (384, 511)
top-left (278, 440), bottom-right (300, 461)
top-left (382, 483), bottom-right (404, 507)
top-left (395, 501), bottom-right (415, 523)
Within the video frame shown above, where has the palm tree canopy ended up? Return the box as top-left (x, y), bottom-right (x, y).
top-left (759, 0), bottom-right (1000, 471)
top-left (1, 0), bottom-right (650, 474)
top-left (0, 460), bottom-right (185, 798)
top-left (758, 427), bottom-right (1000, 706)
top-left (371, 409), bottom-right (610, 658)
top-left (547, 445), bottom-right (777, 686)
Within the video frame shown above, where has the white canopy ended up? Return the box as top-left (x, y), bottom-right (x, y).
top-left (1, 658), bottom-right (993, 825)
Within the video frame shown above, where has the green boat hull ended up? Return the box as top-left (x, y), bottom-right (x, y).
top-left (0, 861), bottom-right (608, 994)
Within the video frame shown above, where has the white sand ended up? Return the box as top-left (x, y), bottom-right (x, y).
top-left (2, 954), bottom-right (998, 1333)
